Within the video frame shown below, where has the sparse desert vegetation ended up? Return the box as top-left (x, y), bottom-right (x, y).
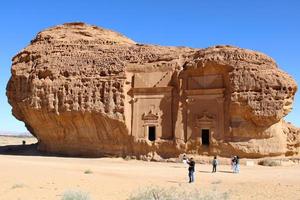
top-left (62, 189), bottom-right (91, 200)
top-left (11, 183), bottom-right (25, 189)
top-left (84, 169), bottom-right (93, 174)
top-left (128, 185), bottom-right (230, 200)
top-left (0, 154), bottom-right (299, 200)
top-left (258, 159), bottom-right (282, 166)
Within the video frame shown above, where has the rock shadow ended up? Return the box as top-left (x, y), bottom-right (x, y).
top-left (0, 143), bottom-right (113, 158)
top-left (0, 143), bottom-right (43, 156)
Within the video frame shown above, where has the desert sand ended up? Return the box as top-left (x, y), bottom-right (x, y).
top-left (0, 135), bottom-right (37, 146)
top-left (0, 136), bottom-right (299, 200)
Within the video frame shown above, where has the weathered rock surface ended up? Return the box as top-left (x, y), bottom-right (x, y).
top-left (7, 22), bottom-right (299, 158)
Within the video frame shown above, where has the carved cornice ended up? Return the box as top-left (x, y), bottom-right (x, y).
top-left (132, 86), bottom-right (173, 94)
top-left (195, 111), bottom-right (215, 126)
top-left (185, 88), bottom-right (225, 96)
top-left (142, 110), bottom-right (159, 121)
top-left (198, 115), bottom-right (214, 122)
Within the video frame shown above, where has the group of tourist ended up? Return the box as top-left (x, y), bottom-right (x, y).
top-left (182, 155), bottom-right (195, 183)
top-left (182, 154), bottom-right (240, 183)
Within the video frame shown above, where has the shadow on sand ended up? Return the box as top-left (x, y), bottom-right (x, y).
top-left (0, 143), bottom-right (45, 156)
top-left (0, 143), bottom-right (95, 158)
top-left (218, 170), bottom-right (234, 174)
top-left (167, 180), bottom-right (187, 184)
top-left (198, 170), bottom-right (213, 173)
top-left (198, 170), bottom-right (234, 174)
top-left (0, 143), bottom-right (133, 159)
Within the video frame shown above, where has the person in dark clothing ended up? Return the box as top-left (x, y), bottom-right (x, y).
top-left (187, 157), bottom-right (195, 183)
top-left (212, 156), bottom-right (218, 173)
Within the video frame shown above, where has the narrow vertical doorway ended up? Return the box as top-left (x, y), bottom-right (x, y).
top-left (148, 126), bottom-right (156, 141)
top-left (201, 129), bottom-right (210, 146)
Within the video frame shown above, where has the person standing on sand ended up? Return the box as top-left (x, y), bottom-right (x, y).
top-left (212, 156), bottom-right (218, 173)
top-left (232, 156), bottom-right (236, 173)
top-left (234, 156), bottom-right (240, 173)
top-left (187, 157), bottom-right (195, 183)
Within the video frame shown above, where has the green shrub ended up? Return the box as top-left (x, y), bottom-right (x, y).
top-left (62, 189), bottom-right (91, 200)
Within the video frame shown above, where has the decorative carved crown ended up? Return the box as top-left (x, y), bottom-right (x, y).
top-left (196, 111), bottom-right (214, 123)
top-left (142, 110), bottom-right (159, 121)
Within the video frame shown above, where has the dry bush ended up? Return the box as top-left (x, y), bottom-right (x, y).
top-left (128, 185), bottom-right (230, 200)
top-left (11, 183), bottom-right (25, 189)
top-left (62, 189), bottom-right (91, 200)
top-left (258, 159), bottom-right (281, 166)
top-left (84, 169), bottom-right (93, 174)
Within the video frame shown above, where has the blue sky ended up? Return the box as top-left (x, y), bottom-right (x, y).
top-left (0, 0), bottom-right (299, 133)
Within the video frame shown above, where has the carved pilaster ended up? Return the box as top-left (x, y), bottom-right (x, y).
top-left (216, 97), bottom-right (225, 139)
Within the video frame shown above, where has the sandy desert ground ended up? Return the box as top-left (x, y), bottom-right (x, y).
top-left (0, 136), bottom-right (299, 200)
top-left (0, 135), bottom-right (37, 146)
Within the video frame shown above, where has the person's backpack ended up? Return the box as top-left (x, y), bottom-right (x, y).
top-left (213, 159), bottom-right (218, 165)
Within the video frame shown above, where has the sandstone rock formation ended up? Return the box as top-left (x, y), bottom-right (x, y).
top-left (7, 22), bottom-right (299, 159)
